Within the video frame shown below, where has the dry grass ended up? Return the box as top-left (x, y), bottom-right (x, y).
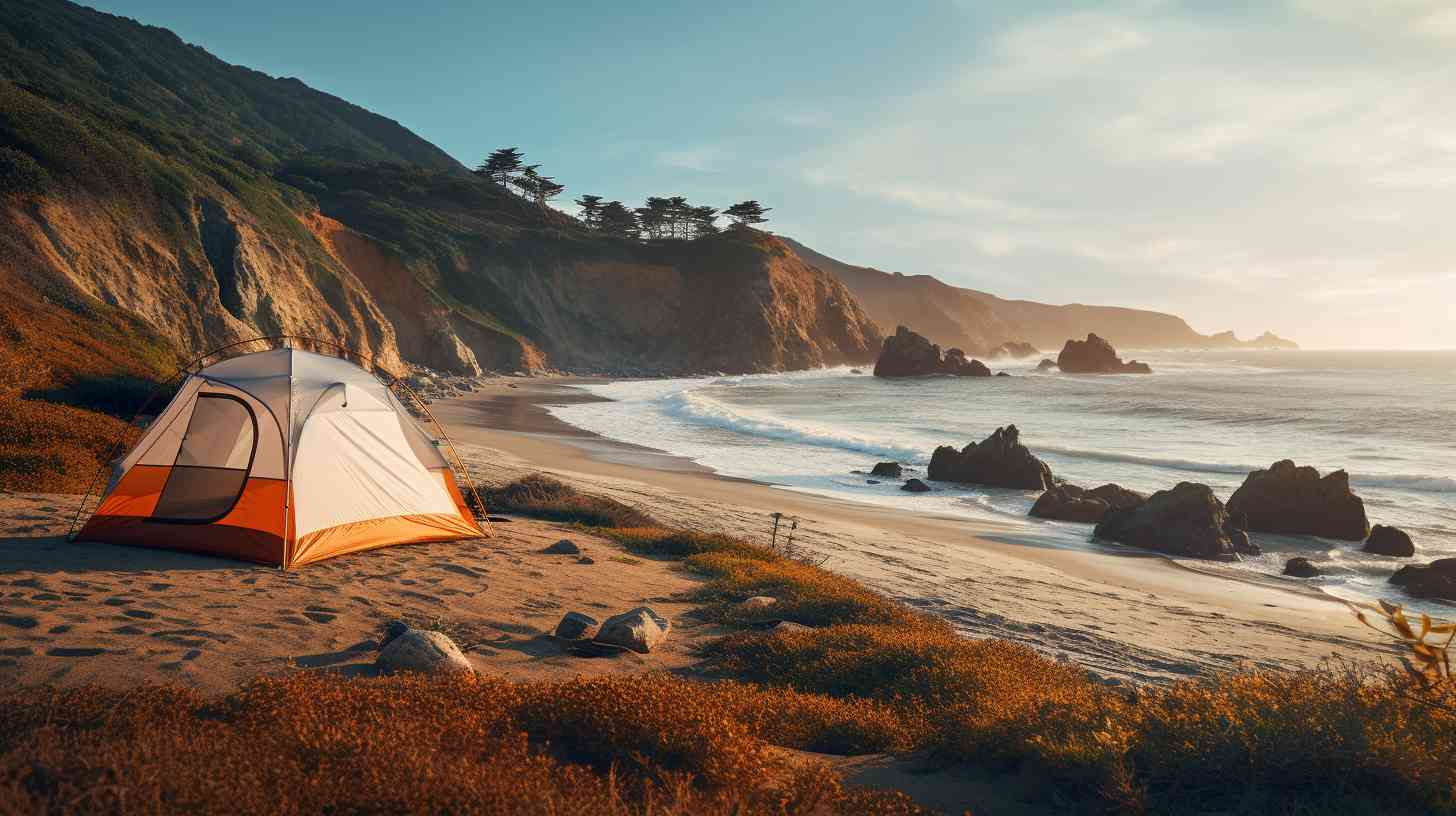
top-left (0, 392), bottom-right (138, 494)
top-left (603, 526), bottom-right (1456, 814)
top-left (480, 474), bottom-right (658, 529)
top-left (0, 673), bottom-right (930, 815)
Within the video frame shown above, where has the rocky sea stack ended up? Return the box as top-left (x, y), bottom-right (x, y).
top-left (927, 425), bottom-right (1055, 490)
top-left (1363, 524), bottom-right (1414, 557)
top-left (1030, 483), bottom-right (1147, 524)
top-left (988, 341), bottom-right (1038, 359)
top-left (874, 326), bottom-right (991, 378)
top-left (1389, 558), bottom-right (1456, 601)
top-left (1093, 482), bottom-right (1259, 561)
top-left (1226, 460), bottom-right (1369, 541)
top-left (1056, 334), bottom-right (1152, 374)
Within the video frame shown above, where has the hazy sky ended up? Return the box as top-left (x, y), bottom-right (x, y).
top-left (91, 0), bottom-right (1456, 348)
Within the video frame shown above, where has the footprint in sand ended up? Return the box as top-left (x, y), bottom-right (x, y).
top-left (148, 583), bottom-right (174, 591)
top-left (32, 593), bottom-right (62, 602)
top-left (111, 625), bottom-right (147, 635)
top-left (1, 646), bottom-right (33, 657)
top-left (47, 647), bottom-right (107, 657)
top-left (439, 564), bottom-right (486, 578)
top-left (123, 609), bottom-right (156, 620)
top-left (102, 597), bottom-right (134, 607)
top-left (1, 615), bottom-right (39, 630)
top-left (303, 606), bottom-right (338, 623)
top-left (47, 624), bottom-right (72, 634)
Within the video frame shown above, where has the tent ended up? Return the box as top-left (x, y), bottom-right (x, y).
top-left (76, 347), bottom-right (486, 567)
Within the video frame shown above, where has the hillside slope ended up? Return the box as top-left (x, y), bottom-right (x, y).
top-left (783, 238), bottom-right (1297, 354)
top-left (0, 0), bottom-right (880, 490)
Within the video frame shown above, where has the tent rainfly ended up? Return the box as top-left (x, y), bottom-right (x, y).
top-left (76, 348), bottom-right (485, 567)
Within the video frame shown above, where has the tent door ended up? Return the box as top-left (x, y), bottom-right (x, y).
top-left (151, 394), bottom-right (259, 523)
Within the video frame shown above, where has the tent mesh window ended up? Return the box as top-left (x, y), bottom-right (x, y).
top-left (152, 394), bottom-right (258, 522)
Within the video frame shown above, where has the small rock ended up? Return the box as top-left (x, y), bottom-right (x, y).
top-left (866, 479), bottom-right (880, 485)
top-left (382, 619), bottom-right (410, 646)
top-left (901, 478), bottom-right (932, 493)
top-left (595, 607), bottom-right (671, 654)
top-left (996, 371), bottom-right (1011, 377)
top-left (1283, 557), bottom-right (1321, 578)
top-left (1363, 525), bottom-right (1414, 558)
top-left (375, 629), bottom-right (474, 675)
top-left (738, 596), bottom-right (777, 611)
top-left (772, 621), bottom-right (811, 634)
top-left (870, 462), bottom-right (904, 478)
top-left (1389, 558), bottom-right (1456, 601)
top-left (576, 555), bottom-right (596, 564)
top-left (554, 612), bottom-right (598, 641)
top-left (543, 539), bottom-right (582, 555)
top-left (1036, 359), bottom-right (1057, 371)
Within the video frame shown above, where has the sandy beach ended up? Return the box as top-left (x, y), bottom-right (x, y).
top-left (433, 377), bottom-right (1383, 685)
top-left (0, 490), bottom-right (724, 693)
top-left (0, 375), bottom-right (1385, 693)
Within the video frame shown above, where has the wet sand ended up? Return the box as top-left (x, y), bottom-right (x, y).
top-left (435, 377), bottom-right (1385, 685)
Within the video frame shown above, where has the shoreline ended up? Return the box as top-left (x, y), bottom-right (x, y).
top-left (435, 377), bottom-right (1381, 685)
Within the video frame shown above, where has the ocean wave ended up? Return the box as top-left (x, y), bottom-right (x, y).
top-left (1036, 444), bottom-right (1455, 494)
top-left (662, 389), bottom-right (924, 462)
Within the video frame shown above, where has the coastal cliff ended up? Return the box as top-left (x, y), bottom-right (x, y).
top-left (782, 238), bottom-right (1298, 355)
top-left (0, 0), bottom-right (879, 382)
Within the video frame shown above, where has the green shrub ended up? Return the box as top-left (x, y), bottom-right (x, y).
top-left (0, 147), bottom-right (49, 194)
top-left (479, 474), bottom-right (657, 528)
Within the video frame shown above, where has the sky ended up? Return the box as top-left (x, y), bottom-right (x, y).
top-left (90, 0), bottom-right (1456, 349)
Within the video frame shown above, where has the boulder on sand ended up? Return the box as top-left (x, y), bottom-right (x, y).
top-left (874, 326), bottom-right (992, 378)
top-left (1283, 557), bottom-right (1321, 578)
top-left (1226, 460), bottom-right (1369, 541)
top-left (1056, 334), bottom-right (1152, 374)
top-left (1363, 524), bottom-right (1414, 557)
top-left (870, 462), bottom-right (903, 478)
top-left (595, 607), bottom-right (671, 654)
top-left (927, 425), bottom-right (1055, 490)
top-left (554, 612), bottom-right (598, 641)
top-left (1389, 558), bottom-right (1456, 601)
top-left (901, 478), bottom-right (932, 493)
top-left (1030, 483), bottom-right (1147, 524)
top-left (1093, 482), bottom-right (1260, 561)
top-left (543, 539), bottom-right (582, 555)
top-left (376, 629), bottom-right (474, 675)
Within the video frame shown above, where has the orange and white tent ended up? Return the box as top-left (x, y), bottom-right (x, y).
top-left (76, 348), bottom-right (485, 567)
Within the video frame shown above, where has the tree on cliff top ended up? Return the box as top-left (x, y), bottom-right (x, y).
top-left (597, 200), bottom-right (638, 238)
top-left (575, 194), bottom-right (604, 228)
top-left (724, 200), bottom-right (771, 228)
top-left (475, 147), bottom-right (523, 186)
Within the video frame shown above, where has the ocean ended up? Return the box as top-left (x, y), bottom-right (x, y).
top-left (548, 350), bottom-right (1456, 613)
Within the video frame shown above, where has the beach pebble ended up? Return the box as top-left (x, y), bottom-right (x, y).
top-left (543, 539), bottom-right (582, 555)
top-left (595, 607), bottom-right (670, 654)
top-left (901, 478), bottom-right (932, 493)
top-left (576, 555), bottom-right (595, 565)
top-left (554, 611), bottom-right (598, 641)
top-left (375, 629), bottom-right (473, 675)
top-left (738, 596), bottom-right (777, 612)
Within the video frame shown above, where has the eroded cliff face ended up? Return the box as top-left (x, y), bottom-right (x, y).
top-left (4, 192), bottom-right (404, 373)
top-left (396, 228), bottom-right (882, 375)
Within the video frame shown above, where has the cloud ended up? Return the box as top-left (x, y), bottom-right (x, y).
top-left (1292, 0), bottom-right (1456, 39)
top-left (778, 1), bottom-right (1456, 346)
